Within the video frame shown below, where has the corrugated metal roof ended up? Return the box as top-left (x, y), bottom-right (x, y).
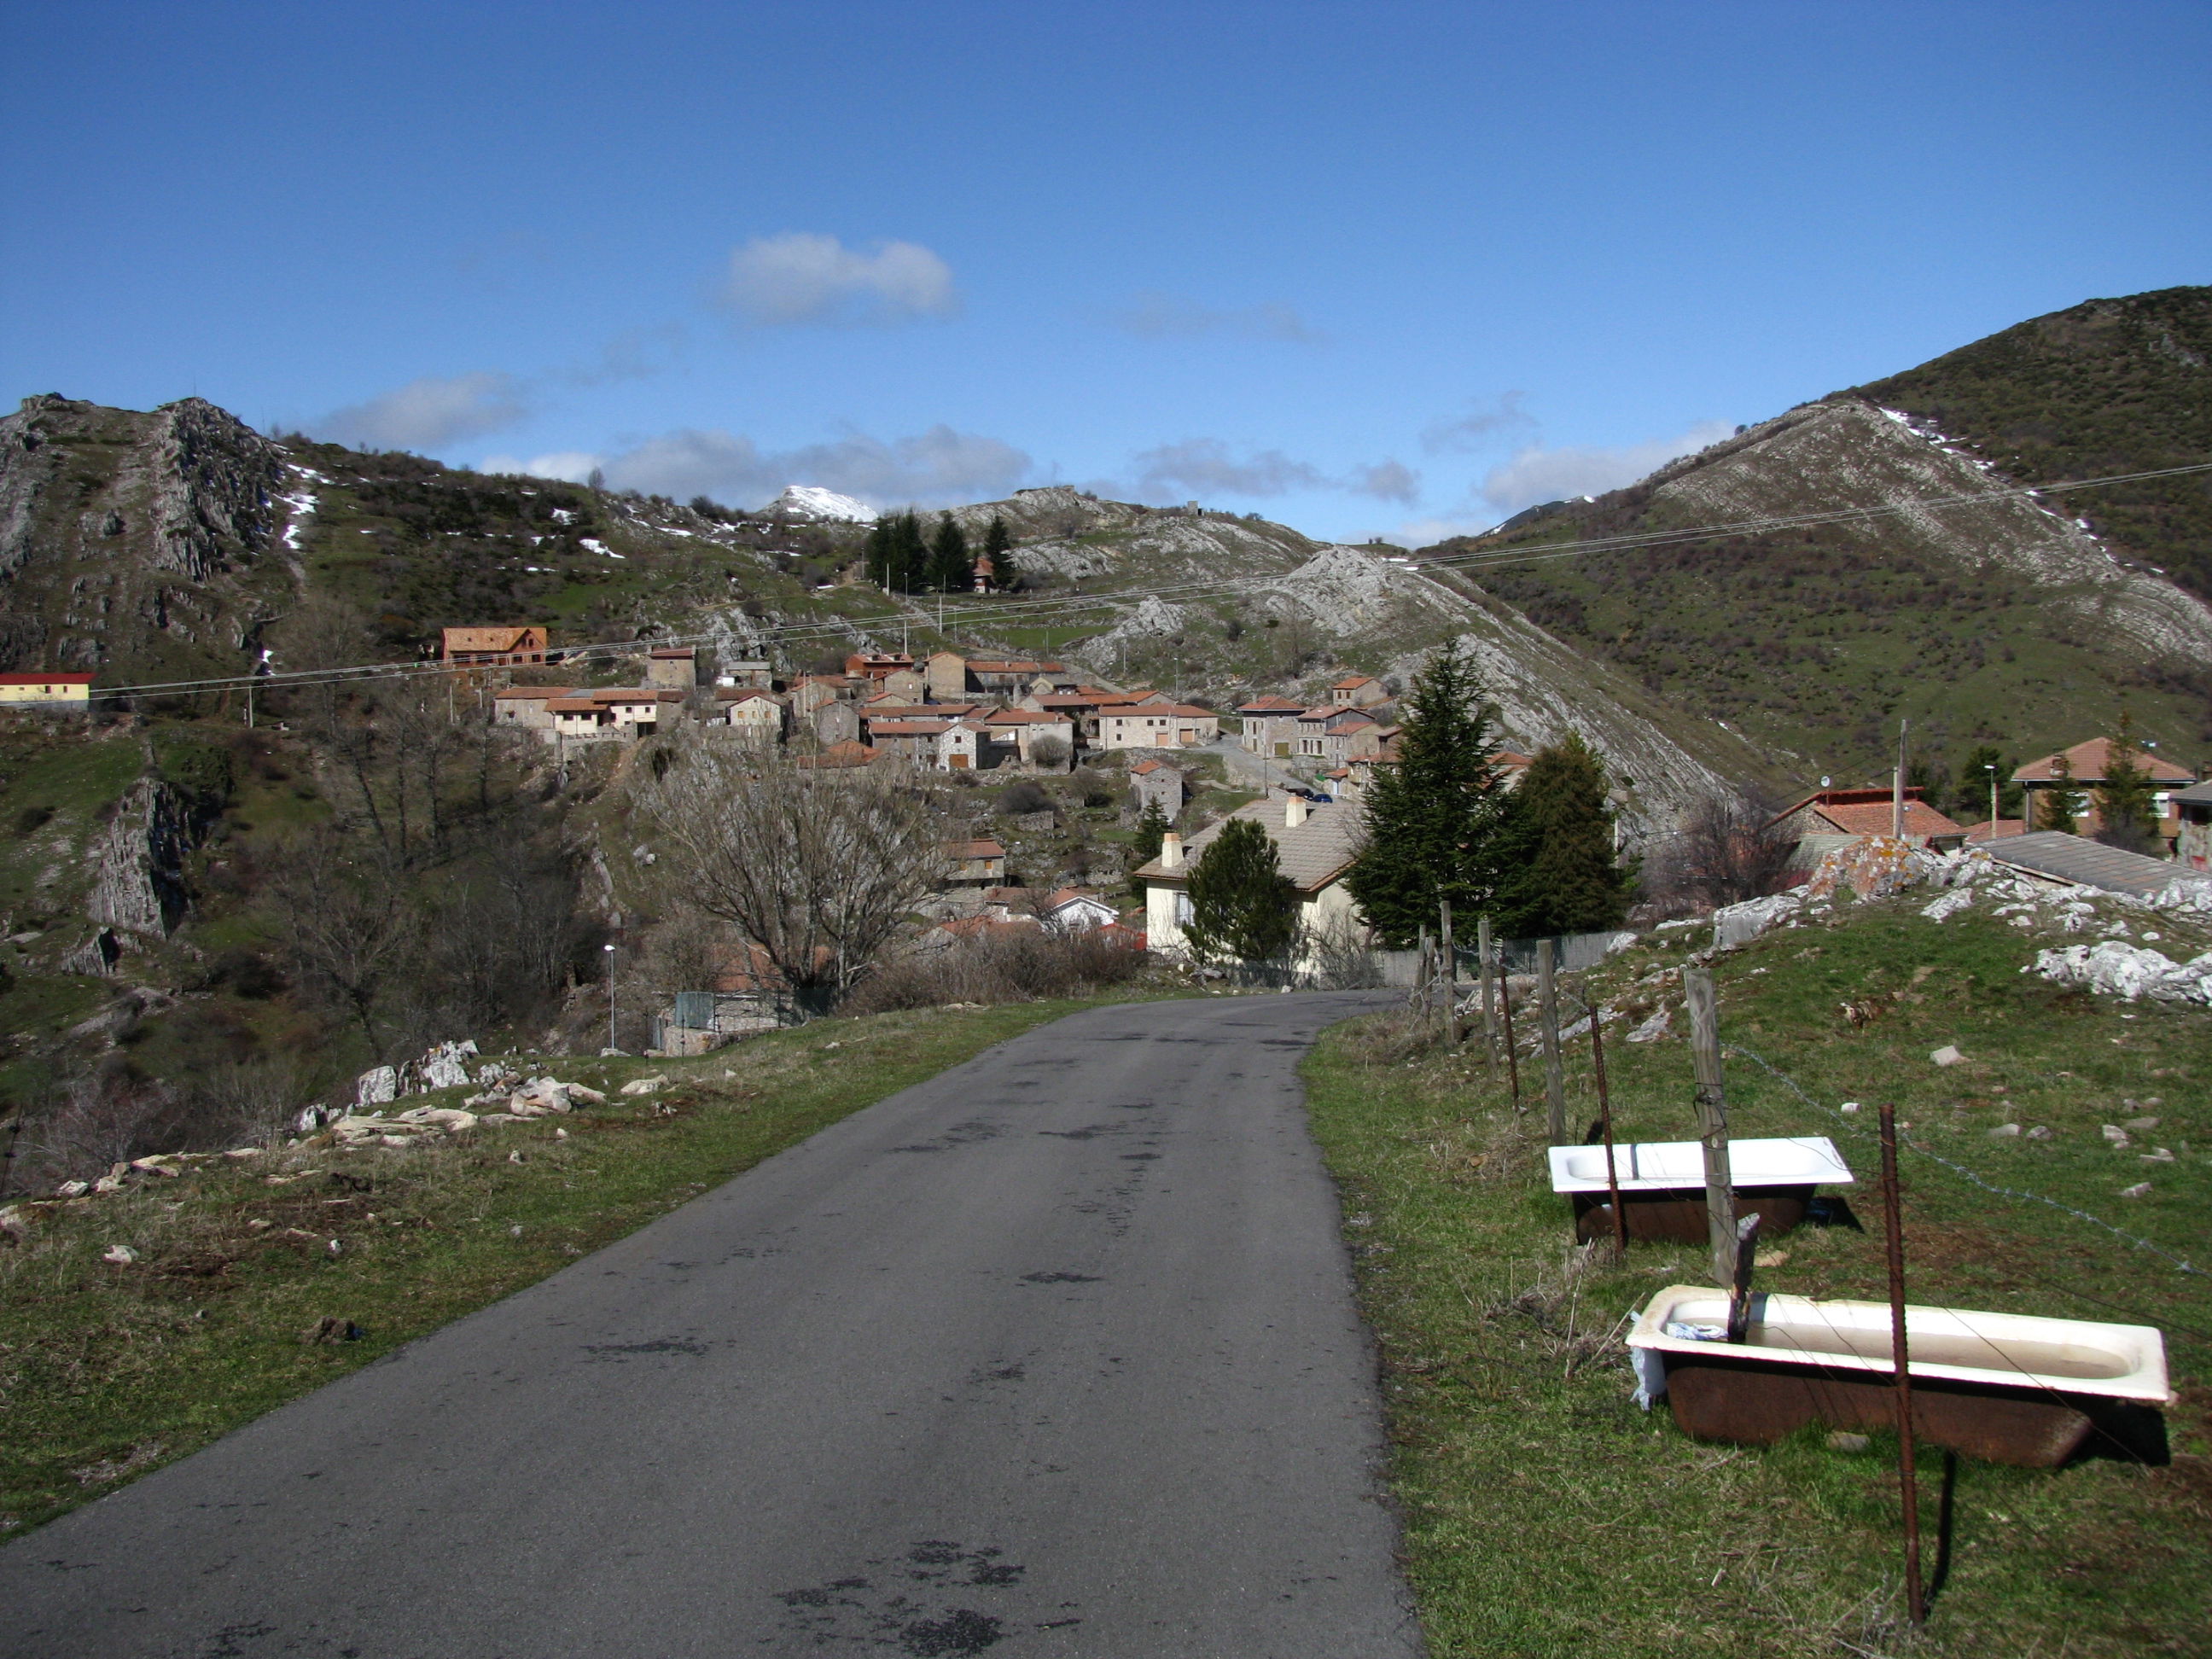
top-left (1991, 830), bottom-right (2209, 898)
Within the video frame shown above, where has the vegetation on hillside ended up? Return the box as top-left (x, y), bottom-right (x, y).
top-left (1850, 285), bottom-right (2212, 602)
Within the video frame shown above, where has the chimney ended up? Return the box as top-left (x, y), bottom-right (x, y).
top-left (1161, 832), bottom-right (1183, 870)
top-left (1284, 794), bottom-right (1308, 828)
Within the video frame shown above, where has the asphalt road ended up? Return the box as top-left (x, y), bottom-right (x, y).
top-left (0, 992), bottom-right (1423, 1659)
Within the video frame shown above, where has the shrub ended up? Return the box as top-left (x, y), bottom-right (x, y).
top-left (841, 929), bottom-right (1150, 1015)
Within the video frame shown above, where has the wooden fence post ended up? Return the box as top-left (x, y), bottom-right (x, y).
top-left (1880, 1104), bottom-right (1927, 1625)
top-left (1415, 926), bottom-right (1433, 1034)
top-left (1538, 939), bottom-right (1566, 1145)
top-left (1441, 900), bottom-right (1464, 1045)
top-left (1476, 914), bottom-right (1496, 1066)
top-left (1683, 966), bottom-right (1738, 1287)
top-left (1588, 988), bottom-right (1627, 1258)
top-left (1498, 956), bottom-right (1522, 1110)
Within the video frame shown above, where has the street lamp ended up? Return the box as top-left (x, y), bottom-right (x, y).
top-left (603, 941), bottom-right (617, 1054)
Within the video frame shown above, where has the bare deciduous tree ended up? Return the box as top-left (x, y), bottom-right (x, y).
top-left (1648, 789), bottom-right (1795, 914)
top-left (636, 737), bottom-right (950, 1012)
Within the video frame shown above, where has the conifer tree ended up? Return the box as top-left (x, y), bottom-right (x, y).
top-left (2094, 710), bottom-right (2159, 850)
top-left (1185, 817), bottom-right (1299, 963)
top-left (866, 510), bottom-right (929, 593)
top-left (982, 514), bottom-right (1015, 591)
top-left (1342, 640), bottom-right (1511, 946)
top-left (928, 513), bottom-right (971, 593)
top-left (1491, 733), bottom-right (1630, 937)
top-left (1131, 797), bottom-right (1172, 869)
top-left (2037, 751), bottom-right (2087, 830)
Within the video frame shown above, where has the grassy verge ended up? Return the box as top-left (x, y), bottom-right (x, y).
top-left (0, 997), bottom-right (1143, 1536)
top-left (1302, 898), bottom-right (2211, 1656)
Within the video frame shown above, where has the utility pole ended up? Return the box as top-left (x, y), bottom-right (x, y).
top-left (1893, 718), bottom-right (1908, 839)
top-left (603, 941), bottom-right (618, 1053)
top-left (1985, 762), bottom-right (1998, 834)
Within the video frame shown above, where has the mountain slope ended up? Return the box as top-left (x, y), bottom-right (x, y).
top-left (1429, 288), bottom-right (2212, 783)
top-left (1847, 285), bottom-right (2212, 600)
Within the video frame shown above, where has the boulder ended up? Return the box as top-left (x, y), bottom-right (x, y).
top-left (619, 1075), bottom-right (669, 1097)
top-left (356, 1066), bottom-right (399, 1108)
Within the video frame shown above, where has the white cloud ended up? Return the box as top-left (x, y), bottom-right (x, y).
top-left (1347, 459), bottom-right (1420, 504)
top-left (1132, 439), bottom-right (1324, 499)
top-left (312, 372), bottom-right (529, 451)
top-left (719, 232), bottom-right (959, 327)
top-left (1371, 515), bottom-right (1502, 550)
top-left (1480, 421), bottom-right (1733, 514)
top-left (1107, 292), bottom-right (1322, 344)
top-left (1422, 391), bottom-right (1535, 453)
top-left (478, 451), bottom-right (603, 483)
top-left (1130, 439), bottom-right (1418, 505)
top-left (508, 423), bottom-right (1029, 509)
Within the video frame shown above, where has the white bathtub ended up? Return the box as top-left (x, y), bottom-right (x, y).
top-left (1627, 1284), bottom-right (2173, 1465)
top-left (1547, 1136), bottom-right (1854, 1194)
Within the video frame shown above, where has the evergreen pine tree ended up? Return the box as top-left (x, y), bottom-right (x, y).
top-left (1185, 818), bottom-right (1299, 963)
top-left (2094, 710), bottom-right (2159, 850)
top-left (2037, 752), bottom-right (2087, 830)
top-left (928, 513), bottom-right (971, 592)
top-left (982, 514), bottom-right (1015, 591)
top-left (1342, 640), bottom-right (1511, 946)
top-left (1492, 733), bottom-right (1631, 937)
top-left (1131, 797), bottom-right (1171, 869)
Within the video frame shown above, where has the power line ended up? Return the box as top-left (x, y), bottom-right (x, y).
top-left (84, 457), bottom-right (2212, 702)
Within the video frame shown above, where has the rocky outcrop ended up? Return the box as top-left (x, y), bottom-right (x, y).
top-left (147, 398), bottom-right (287, 581)
top-left (0, 393), bottom-right (287, 672)
top-left (85, 778), bottom-right (194, 937)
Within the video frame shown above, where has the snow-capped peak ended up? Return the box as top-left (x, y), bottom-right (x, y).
top-left (764, 485), bottom-right (876, 524)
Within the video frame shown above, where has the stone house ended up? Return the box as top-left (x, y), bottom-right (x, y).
top-left (1097, 702), bottom-right (1220, 751)
top-left (944, 839), bottom-right (1008, 884)
top-left (1328, 674), bottom-right (1389, 707)
top-left (492, 685), bottom-right (574, 731)
top-left (1128, 758), bottom-right (1186, 817)
top-left (807, 700), bottom-right (859, 747)
top-left (981, 708), bottom-right (1077, 766)
top-left (1236, 696), bottom-right (1307, 757)
top-left (2170, 782), bottom-right (2212, 870)
top-left (644, 646), bottom-right (698, 690)
top-left (1039, 888), bottom-right (1120, 933)
top-left (713, 688), bottom-right (787, 742)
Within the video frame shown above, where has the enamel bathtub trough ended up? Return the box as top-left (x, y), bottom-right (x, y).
top-left (1546, 1136), bottom-right (1854, 1246)
top-left (1627, 1284), bottom-right (2174, 1467)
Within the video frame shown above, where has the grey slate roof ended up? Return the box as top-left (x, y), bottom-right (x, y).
top-left (1989, 830), bottom-right (2209, 899)
top-left (1132, 797), bottom-right (1364, 894)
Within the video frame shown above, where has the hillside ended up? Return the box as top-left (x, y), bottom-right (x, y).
top-left (0, 401), bottom-right (1779, 830)
top-left (1430, 288), bottom-right (2212, 787)
top-left (1849, 286), bottom-right (2212, 601)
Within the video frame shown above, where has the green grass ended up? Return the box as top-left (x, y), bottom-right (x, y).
top-left (1301, 896), bottom-right (2212, 1656)
top-left (0, 998), bottom-right (1143, 1537)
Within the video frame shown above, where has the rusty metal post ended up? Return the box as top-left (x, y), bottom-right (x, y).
top-left (1538, 940), bottom-right (1566, 1145)
top-left (1588, 989), bottom-right (1627, 1258)
top-left (1880, 1104), bottom-right (1927, 1626)
top-left (1683, 966), bottom-right (1737, 1288)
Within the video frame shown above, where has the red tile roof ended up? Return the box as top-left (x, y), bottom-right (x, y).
top-left (2014, 737), bottom-right (2194, 785)
top-left (1, 672), bottom-right (96, 685)
top-left (945, 839), bottom-right (1006, 859)
top-left (1964, 818), bottom-right (2030, 842)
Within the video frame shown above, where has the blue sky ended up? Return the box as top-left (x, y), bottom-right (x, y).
top-left (4, 1), bottom-right (2207, 544)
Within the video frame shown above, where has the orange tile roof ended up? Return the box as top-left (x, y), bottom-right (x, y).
top-left (2013, 737), bottom-right (2193, 785)
top-left (946, 839), bottom-right (1006, 859)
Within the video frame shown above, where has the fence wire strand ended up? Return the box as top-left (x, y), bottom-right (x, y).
top-left (1724, 1040), bottom-right (2202, 1279)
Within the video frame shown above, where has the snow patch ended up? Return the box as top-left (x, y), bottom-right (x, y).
top-left (764, 485), bottom-right (877, 524)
